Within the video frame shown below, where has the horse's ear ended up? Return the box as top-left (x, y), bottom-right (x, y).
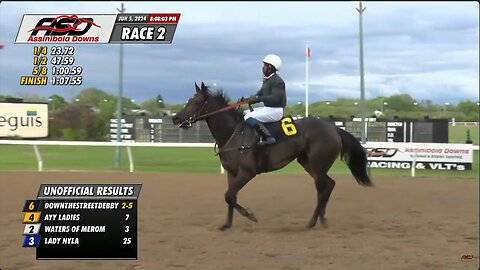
top-left (195, 82), bottom-right (201, 93)
top-left (200, 82), bottom-right (208, 96)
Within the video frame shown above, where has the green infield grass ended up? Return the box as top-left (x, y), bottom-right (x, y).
top-left (0, 145), bottom-right (477, 179)
top-left (449, 125), bottom-right (479, 145)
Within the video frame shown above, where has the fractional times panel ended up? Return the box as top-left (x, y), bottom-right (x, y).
top-left (15, 13), bottom-right (180, 87)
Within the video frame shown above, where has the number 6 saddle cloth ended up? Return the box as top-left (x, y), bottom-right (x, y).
top-left (238, 115), bottom-right (300, 146)
top-left (262, 115), bottom-right (299, 141)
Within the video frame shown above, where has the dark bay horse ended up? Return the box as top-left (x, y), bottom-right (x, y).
top-left (172, 82), bottom-right (373, 230)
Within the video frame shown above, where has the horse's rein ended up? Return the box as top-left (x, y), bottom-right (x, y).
top-left (192, 98), bottom-right (251, 122)
top-left (178, 98), bottom-right (251, 130)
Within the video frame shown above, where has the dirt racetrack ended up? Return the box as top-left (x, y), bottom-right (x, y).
top-left (0, 172), bottom-right (478, 270)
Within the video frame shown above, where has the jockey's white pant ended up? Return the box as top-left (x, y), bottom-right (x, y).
top-left (243, 106), bottom-right (284, 123)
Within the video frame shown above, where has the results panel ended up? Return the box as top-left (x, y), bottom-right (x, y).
top-left (22, 183), bottom-right (142, 260)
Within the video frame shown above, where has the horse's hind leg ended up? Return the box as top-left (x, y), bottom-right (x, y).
top-left (304, 174), bottom-right (335, 228)
top-left (315, 175), bottom-right (335, 228)
top-left (297, 154), bottom-right (336, 228)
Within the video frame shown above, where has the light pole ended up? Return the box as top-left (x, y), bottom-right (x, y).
top-left (48, 98), bottom-right (54, 114)
top-left (115, 3), bottom-right (126, 169)
top-left (357, 2), bottom-right (367, 144)
top-left (443, 102), bottom-right (449, 117)
top-left (305, 41), bottom-right (310, 117)
top-left (381, 102), bottom-right (387, 113)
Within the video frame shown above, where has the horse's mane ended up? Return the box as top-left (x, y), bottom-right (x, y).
top-left (207, 89), bottom-right (244, 122)
top-left (210, 90), bottom-right (230, 106)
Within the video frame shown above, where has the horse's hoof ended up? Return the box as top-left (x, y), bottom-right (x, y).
top-left (219, 224), bottom-right (231, 231)
top-left (306, 220), bottom-right (317, 228)
top-left (320, 217), bottom-right (328, 228)
top-left (247, 213), bottom-right (258, 223)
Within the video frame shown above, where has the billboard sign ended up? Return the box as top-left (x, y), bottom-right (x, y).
top-left (364, 142), bottom-right (474, 171)
top-left (0, 102), bottom-right (49, 138)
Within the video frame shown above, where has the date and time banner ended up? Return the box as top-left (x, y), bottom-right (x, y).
top-left (14, 13), bottom-right (180, 86)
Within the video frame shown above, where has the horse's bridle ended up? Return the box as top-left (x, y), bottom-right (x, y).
top-left (178, 99), bottom-right (209, 128)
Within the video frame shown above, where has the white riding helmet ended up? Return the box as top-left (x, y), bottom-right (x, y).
top-left (263, 54), bottom-right (282, 71)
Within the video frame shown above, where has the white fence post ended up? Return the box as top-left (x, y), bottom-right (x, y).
top-left (126, 146), bottom-right (134, 173)
top-left (32, 145), bottom-right (43, 172)
top-left (411, 150), bottom-right (417, 177)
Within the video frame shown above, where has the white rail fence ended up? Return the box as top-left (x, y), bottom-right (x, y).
top-left (0, 140), bottom-right (477, 176)
top-left (450, 121), bottom-right (479, 127)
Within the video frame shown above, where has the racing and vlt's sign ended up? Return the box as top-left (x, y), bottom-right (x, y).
top-left (364, 142), bottom-right (474, 171)
top-left (0, 102), bottom-right (49, 138)
top-left (15, 13), bottom-right (180, 44)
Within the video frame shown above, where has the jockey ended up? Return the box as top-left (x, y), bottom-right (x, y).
top-left (245, 54), bottom-right (287, 146)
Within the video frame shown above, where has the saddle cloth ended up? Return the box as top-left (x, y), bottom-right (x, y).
top-left (262, 115), bottom-right (299, 141)
top-left (240, 115), bottom-right (299, 146)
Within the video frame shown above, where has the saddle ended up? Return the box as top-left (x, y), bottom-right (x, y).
top-left (239, 116), bottom-right (300, 173)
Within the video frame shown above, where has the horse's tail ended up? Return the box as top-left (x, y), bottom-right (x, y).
top-left (336, 127), bottom-right (374, 187)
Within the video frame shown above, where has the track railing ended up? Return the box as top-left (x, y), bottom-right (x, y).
top-left (0, 140), bottom-right (224, 174)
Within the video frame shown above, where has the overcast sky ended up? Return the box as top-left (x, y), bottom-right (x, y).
top-left (0, 1), bottom-right (478, 105)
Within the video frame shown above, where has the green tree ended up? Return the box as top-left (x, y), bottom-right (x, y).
top-left (456, 101), bottom-right (478, 118)
top-left (122, 97), bottom-right (141, 111)
top-left (75, 87), bottom-right (113, 106)
top-left (385, 94), bottom-right (416, 112)
top-left (51, 103), bottom-right (84, 140)
top-left (0, 94), bottom-right (13, 101)
top-left (16, 92), bottom-right (48, 103)
top-left (48, 94), bottom-right (68, 112)
top-left (62, 128), bottom-right (83, 141)
top-left (93, 100), bottom-right (116, 140)
top-left (141, 98), bottom-right (164, 114)
top-left (157, 94), bottom-right (165, 108)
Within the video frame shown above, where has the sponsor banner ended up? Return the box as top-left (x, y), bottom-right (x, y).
top-left (368, 161), bottom-right (471, 171)
top-left (363, 142), bottom-right (474, 171)
top-left (16, 13), bottom-right (180, 44)
top-left (0, 103), bottom-right (49, 138)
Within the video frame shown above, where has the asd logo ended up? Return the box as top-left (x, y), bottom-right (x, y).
top-left (29, 15), bottom-right (101, 36)
top-left (366, 148), bottom-right (398, 158)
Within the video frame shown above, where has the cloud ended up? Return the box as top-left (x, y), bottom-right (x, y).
top-left (0, 1), bottom-right (478, 105)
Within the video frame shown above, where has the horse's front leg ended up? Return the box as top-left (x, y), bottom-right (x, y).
top-left (219, 171), bottom-right (256, 230)
top-left (219, 204), bottom-right (234, 231)
top-left (220, 172), bottom-right (236, 230)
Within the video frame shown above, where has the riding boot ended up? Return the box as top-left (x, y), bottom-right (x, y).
top-left (254, 122), bottom-right (276, 146)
